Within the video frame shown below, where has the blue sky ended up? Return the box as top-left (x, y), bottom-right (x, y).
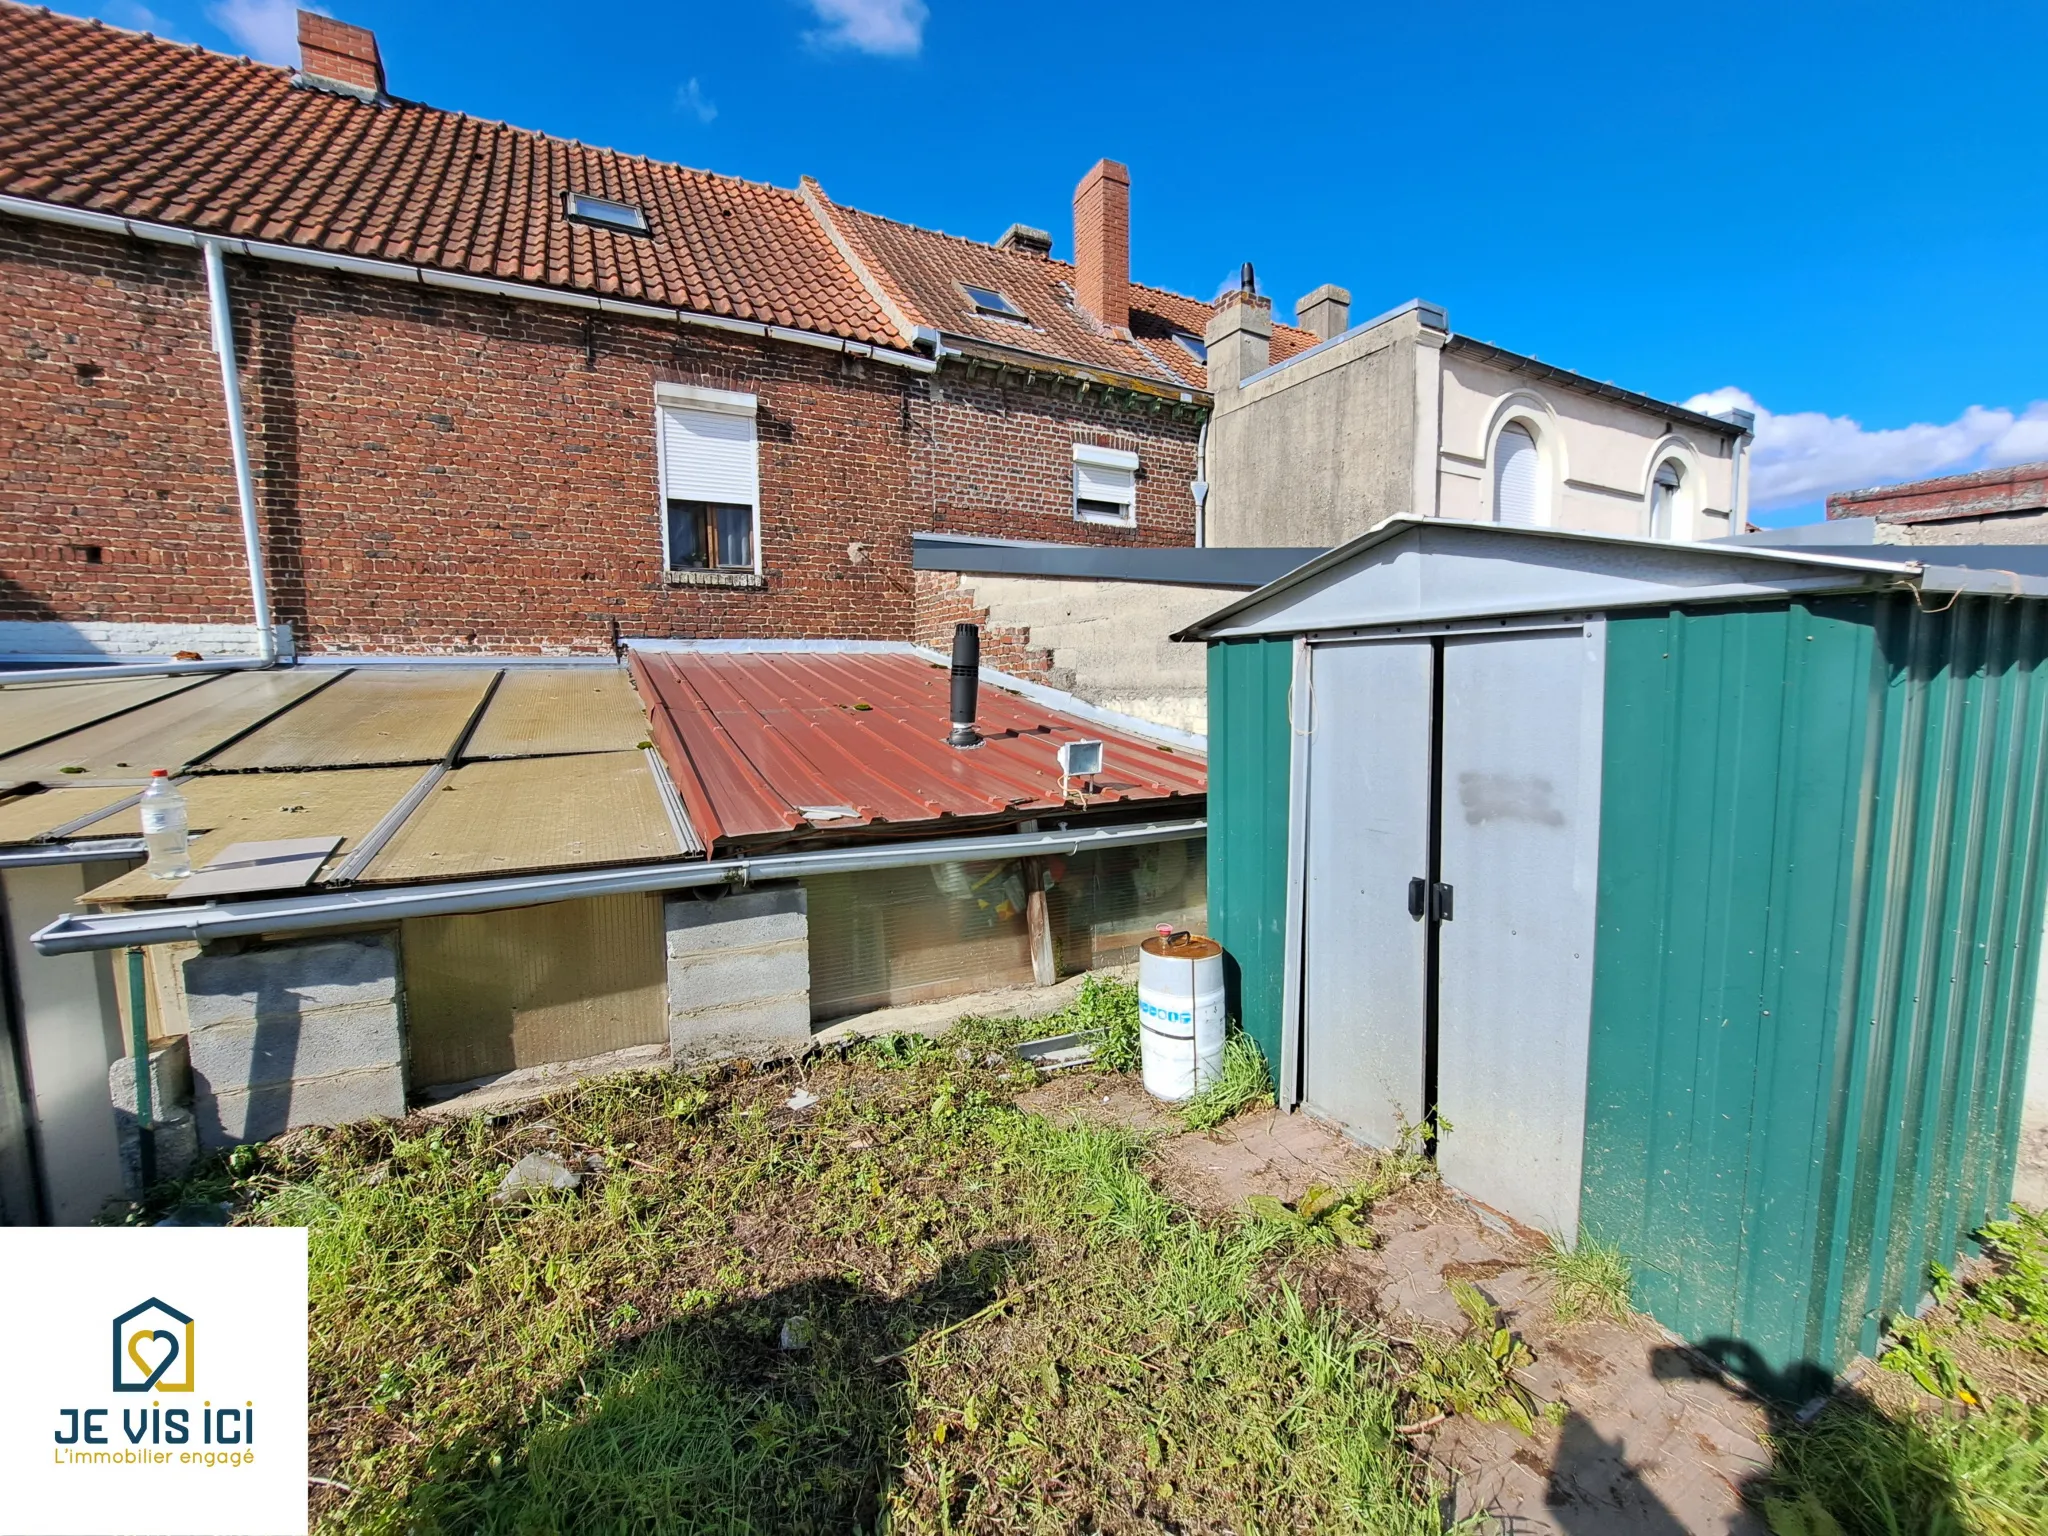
top-left (81, 0), bottom-right (2048, 525)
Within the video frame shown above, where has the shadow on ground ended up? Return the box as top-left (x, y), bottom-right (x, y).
top-left (368, 1240), bottom-right (1033, 1535)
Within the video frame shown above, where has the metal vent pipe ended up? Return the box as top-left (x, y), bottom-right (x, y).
top-left (947, 622), bottom-right (981, 748)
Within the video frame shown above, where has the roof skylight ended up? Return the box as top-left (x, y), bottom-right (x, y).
top-left (961, 284), bottom-right (1028, 322)
top-left (1173, 332), bottom-right (1207, 362)
top-left (564, 191), bottom-right (649, 234)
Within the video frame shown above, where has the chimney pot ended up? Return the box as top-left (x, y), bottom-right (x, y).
top-left (1072, 159), bottom-right (1131, 333)
top-left (297, 11), bottom-right (384, 99)
top-left (1294, 283), bottom-right (1352, 342)
top-left (997, 223), bottom-right (1053, 259)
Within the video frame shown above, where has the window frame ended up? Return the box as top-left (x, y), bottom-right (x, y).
top-left (1072, 443), bottom-right (1140, 529)
top-left (653, 384), bottom-right (762, 578)
top-left (564, 190), bottom-right (650, 235)
top-left (959, 283), bottom-right (1029, 324)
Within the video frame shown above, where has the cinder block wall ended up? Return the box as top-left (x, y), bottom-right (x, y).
top-left (181, 932), bottom-right (406, 1148)
top-left (665, 886), bottom-right (811, 1066)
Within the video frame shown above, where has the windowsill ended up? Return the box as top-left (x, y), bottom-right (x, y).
top-left (664, 569), bottom-right (765, 589)
top-left (1073, 513), bottom-right (1137, 530)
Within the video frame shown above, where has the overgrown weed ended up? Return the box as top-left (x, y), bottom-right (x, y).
top-left (1536, 1235), bottom-right (1634, 1324)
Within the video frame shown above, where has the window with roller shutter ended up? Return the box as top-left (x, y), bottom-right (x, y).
top-left (1072, 443), bottom-right (1139, 528)
top-left (654, 384), bottom-right (760, 573)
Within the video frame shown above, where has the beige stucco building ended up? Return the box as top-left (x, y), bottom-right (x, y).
top-left (1199, 286), bottom-right (1754, 547)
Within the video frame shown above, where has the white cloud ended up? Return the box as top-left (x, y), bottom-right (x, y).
top-left (675, 77), bottom-right (717, 123)
top-left (209, 0), bottom-right (315, 64)
top-left (107, 2), bottom-right (187, 39)
top-left (803, 0), bottom-right (927, 57)
top-left (1683, 386), bottom-right (2048, 510)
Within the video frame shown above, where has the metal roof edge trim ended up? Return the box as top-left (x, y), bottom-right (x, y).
top-left (1172, 516), bottom-right (1938, 641)
top-left (1234, 298), bottom-right (1450, 391)
top-left (1440, 335), bottom-right (1750, 439)
top-left (0, 194), bottom-right (937, 375)
top-left (910, 532), bottom-right (1323, 590)
top-left (31, 816), bottom-right (1208, 954)
top-left (624, 638), bottom-right (920, 654)
top-left (0, 838), bottom-right (146, 869)
top-left (908, 648), bottom-right (1208, 755)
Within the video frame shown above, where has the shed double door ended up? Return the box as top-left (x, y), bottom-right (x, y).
top-left (1301, 628), bottom-right (1601, 1237)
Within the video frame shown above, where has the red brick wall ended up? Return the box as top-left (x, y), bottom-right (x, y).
top-left (911, 570), bottom-right (1054, 681)
top-left (2, 217), bottom-right (1202, 654)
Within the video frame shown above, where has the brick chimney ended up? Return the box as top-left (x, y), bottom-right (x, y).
top-left (1072, 159), bottom-right (1130, 333)
top-left (297, 11), bottom-right (384, 99)
top-left (1204, 272), bottom-right (1272, 392)
top-left (1294, 284), bottom-right (1352, 342)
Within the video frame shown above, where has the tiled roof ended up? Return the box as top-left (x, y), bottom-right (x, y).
top-left (0, 4), bottom-right (898, 342)
top-left (0, 3), bottom-right (1317, 387)
top-left (630, 647), bottom-right (1205, 852)
top-left (818, 194), bottom-right (1319, 390)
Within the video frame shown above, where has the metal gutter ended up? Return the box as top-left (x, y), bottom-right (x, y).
top-left (202, 238), bottom-right (277, 668)
top-left (0, 657), bottom-right (271, 685)
top-left (1, 839), bottom-right (146, 870)
top-left (31, 816), bottom-right (1208, 954)
top-left (911, 531), bottom-right (1322, 590)
top-left (0, 194), bottom-right (937, 375)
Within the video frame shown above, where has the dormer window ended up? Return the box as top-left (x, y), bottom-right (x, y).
top-left (564, 191), bottom-right (649, 234)
top-left (961, 284), bottom-right (1028, 323)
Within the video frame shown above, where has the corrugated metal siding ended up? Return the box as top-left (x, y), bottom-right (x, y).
top-left (401, 893), bottom-right (668, 1087)
top-left (1206, 639), bottom-right (1295, 1067)
top-left (1581, 595), bottom-right (2048, 1382)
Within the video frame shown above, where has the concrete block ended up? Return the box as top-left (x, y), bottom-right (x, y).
top-left (664, 887), bottom-right (806, 956)
top-left (109, 1036), bottom-right (192, 1117)
top-left (182, 934), bottom-right (398, 1030)
top-left (195, 1065), bottom-right (405, 1149)
top-left (185, 1003), bottom-right (404, 1093)
top-left (669, 997), bottom-right (813, 1067)
top-left (115, 1106), bottom-right (199, 1195)
top-left (668, 945), bottom-right (810, 1013)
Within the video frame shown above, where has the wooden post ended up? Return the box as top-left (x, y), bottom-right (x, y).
top-left (1022, 857), bottom-right (1055, 986)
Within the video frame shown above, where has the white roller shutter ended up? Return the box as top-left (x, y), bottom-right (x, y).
top-left (661, 405), bottom-right (758, 506)
top-left (1493, 424), bottom-right (1540, 527)
top-left (1073, 444), bottom-right (1138, 524)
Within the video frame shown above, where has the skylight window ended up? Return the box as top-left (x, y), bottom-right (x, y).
top-left (961, 284), bottom-right (1028, 323)
top-left (1173, 332), bottom-right (1207, 363)
top-left (564, 191), bottom-right (649, 234)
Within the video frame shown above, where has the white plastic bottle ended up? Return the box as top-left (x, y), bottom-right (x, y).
top-left (139, 770), bottom-right (192, 879)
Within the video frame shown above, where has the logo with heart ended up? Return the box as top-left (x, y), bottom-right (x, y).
top-left (111, 1298), bottom-right (194, 1393)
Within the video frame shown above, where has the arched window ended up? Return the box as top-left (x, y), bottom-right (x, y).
top-left (1494, 423), bottom-right (1541, 526)
top-left (1648, 460), bottom-right (1684, 539)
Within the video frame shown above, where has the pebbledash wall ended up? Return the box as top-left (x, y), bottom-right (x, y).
top-left (2, 218), bottom-right (1201, 654)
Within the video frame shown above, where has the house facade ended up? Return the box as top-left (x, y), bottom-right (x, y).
top-left (0, 7), bottom-right (1314, 659)
top-left (1200, 284), bottom-right (1756, 548)
top-left (1827, 459), bottom-right (2048, 545)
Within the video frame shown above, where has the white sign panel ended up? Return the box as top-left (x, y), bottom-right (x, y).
top-left (0, 1227), bottom-right (308, 1535)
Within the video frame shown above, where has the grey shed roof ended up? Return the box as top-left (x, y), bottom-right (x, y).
top-left (1173, 516), bottom-right (2048, 642)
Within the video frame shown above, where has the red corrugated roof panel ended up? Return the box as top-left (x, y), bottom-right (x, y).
top-left (630, 648), bottom-right (1205, 851)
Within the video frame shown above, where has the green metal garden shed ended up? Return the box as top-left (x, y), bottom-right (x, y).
top-left (1184, 516), bottom-right (2048, 1390)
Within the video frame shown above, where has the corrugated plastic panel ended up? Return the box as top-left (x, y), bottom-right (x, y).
top-left (401, 893), bottom-right (667, 1087)
top-left (82, 767), bottom-right (423, 902)
top-left (1581, 594), bottom-right (2048, 1386)
top-left (463, 668), bottom-right (651, 759)
top-left (0, 784), bottom-right (141, 845)
top-left (1204, 640), bottom-right (1295, 1068)
top-left (0, 669), bottom-right (335, 784)
top-left (632, 649), bottom-right (1205, 849)
top-left (205, 670), bottom-right (493, 770)
top-left (0, 674), bottom-right (208, 759)
top-left (363, 752), bottom-right (683, 883)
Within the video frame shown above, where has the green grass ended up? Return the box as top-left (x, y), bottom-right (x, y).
top-left (1534, 1235), bottom-right (1634, 1324)
top-left (1757, 1205), bottom-right (2048, 1536)
top-left (201, 1027), bottom-right (1459, 1534)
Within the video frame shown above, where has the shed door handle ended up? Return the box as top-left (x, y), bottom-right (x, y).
top-left (1433, 882), bottom-right (1454, 922)
top-left (1408, 877), bottom-right (1427, 920)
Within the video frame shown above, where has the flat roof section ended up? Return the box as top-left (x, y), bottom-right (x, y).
top-left (632, 647), bottom-right (1206, 851)
top-left (0, 674), bottom-right (210, 760)
top-left (363, 753), bottom-right (685, 882)
top-left (204, 669), bottom-right (496, 771)
top-left (0, 783), bottom-right (144, 844)
top-left (0, 669), bottom-right (337, 784)
top-left (461, 669), bottom-right (652, 759)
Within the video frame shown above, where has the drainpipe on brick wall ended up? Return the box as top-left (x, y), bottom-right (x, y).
top-left (202, 239), bottom-right (277, 668)
top-left (1191, 416), bottom-right (1210, 547)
